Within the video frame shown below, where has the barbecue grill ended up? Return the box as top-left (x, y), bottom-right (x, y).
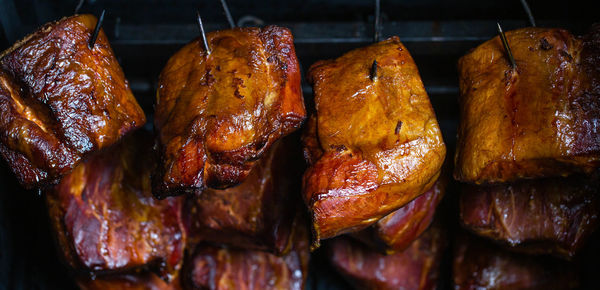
top-left (1, 0), bottom-right (598, 289)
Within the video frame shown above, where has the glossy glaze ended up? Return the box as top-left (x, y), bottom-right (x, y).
top-left (303, 37), bottom-right (445, 246)
top-left (455, 27), bottom-right (600, 183)
top-left (184, 137), bottom-right (303, 255)
top-left (154, 26), bottom-right (305, 197)
top-left (184, 221), bottom-right (309, 290)
top-left (453, 233), bottom-right (579, 289)
top-left (77, 272), bottom-right (181, 290)
top-left (352, 174), bottom-right (446, 254)
top-left (46, 131), bottom-right (185, 280)
top-left (0, 14), bottom-right (145, 189)
top-left (460, 175), bottom-right (599, 259)
top-left (329, 222), bottom-right (445, 290)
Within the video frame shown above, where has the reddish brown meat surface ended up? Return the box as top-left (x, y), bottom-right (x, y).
top-left (184, 137), bottom-right (304, 255)
top-left (455, 27), bottom-right (600, 184)
top-left (185, 222), bottom-right (310, 290)
top-left (352, 175), bottom-right (446, 254)
top-left (453, 233), bottom-right (579, 289)
top-left (460, 175), bottom-right (600, 259)
top-left (154, 26), bottom-right (305, 197)
top-left (0, 14), bottom-right (145, 189)
top-left (329, 222), bottom-right (445, 290)
top-left (303, 37), bottom-right (445, 246)
top-left (77, 272), bottom-right (181, 290)
top-left (46, 131), bottom-right (185, 280)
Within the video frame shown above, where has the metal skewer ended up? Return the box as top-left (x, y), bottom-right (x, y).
top-left (88, 9), bottom-right (105, 49)
top-left (369, 0), bottom-right (381, 81)
top-left (519, 0), bottom-right (536, 27)
top-left (219, 0), bottom-right (236, 28)
top-left (74, 0), bottom-right (85, 14)
top-left (496, 22), bottom-right (517, 70)
top-left (196, 11), bottom-right (211, 55)
top-left (373, 0), bottom-right (381, 42)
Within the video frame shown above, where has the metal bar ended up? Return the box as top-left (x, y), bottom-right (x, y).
top-left (519, 0), bottom-right (536, 27)
top-left (88, 9), bottom-right (106, 49)
top-left (75, 0), bottom-right (85, 14)
top-left (373, 0), bottom-right (380, 42)
top-left (219, 0), bottom-right (236, 28)
top-left (107, 20), bottom-right (582, 46)
top-left (496, 22), bottom-right (517, 69)
top-left (196, 11), bottom-right (211, 54)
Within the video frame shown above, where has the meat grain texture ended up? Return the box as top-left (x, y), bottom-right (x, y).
top-left (46, 131), bottom-right (185, 280)
top-left (460, 175), bottom-right (600, 259)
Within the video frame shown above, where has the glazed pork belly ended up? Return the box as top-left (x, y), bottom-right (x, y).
top-left (184, 137), bottom-right (303, 255)
top-left (77, 272), bottom-right (181, 290)
top-left (351, 175), bottom-right (446, 254)
top-left (153, 26), bottom-right (305, 197)
top-left (46, 131), bottom-right (185, 280)
top-left (460, 175), bottom-right (599, 259)
top-left (329, 222), bottom-right (445, 290)
top-left (0, 14), bottom-right (145, 189)
top-left (184, 221), bottom-right (309, 290)
top-left (303, 37), bottom-right (445, 246)
top-left (454, 27), bottom-right (600, 184)
top-left (453, 233), bottom-right (579, 289)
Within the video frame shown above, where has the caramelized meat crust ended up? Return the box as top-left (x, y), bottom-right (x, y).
top-left (460, 175), bottom-right (600, 259)
top-left (184, 222), bottom-right (309, 290)
top-left (154, 26), bottom-right (305, 196)
top-left (77, 272), bottom-right (181, 290)
top-left (184, 137), bottom-right (304, 255)
top-left (46, 131), bottom-right (185, 280)
top-left (351, 175), bottom-right (446, 254)
top-left (455, 27), bottom-right (600, 183)
top-left (303, 37), bottom-right (446, 245)
top-left (0, 14), bottom-right (146, 189)
top-left (329, 222), bottom-right (445, 290)
top-left (453, 233), bottom-right (579, 289)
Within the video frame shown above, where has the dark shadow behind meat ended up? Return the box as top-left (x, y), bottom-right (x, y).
top-left (46, 130), bottom-right (185, 281)
top-left (184, 135), bottom-right (305, 255)
top-left (460, 175), bottom-right (600, 259)
top-left (153, 26), bottom-right (305, 197)
top-left (328, 221), bottom-right (446, 290)
top-left (0, 14), bottom-right (146, 189)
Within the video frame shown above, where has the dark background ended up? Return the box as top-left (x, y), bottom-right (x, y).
top-left (1, 0), bottom-right (599, 289)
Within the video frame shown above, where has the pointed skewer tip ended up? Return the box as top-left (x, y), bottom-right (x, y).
top-left (373, 0), bottom-right (381, 43)
top-left (496, 22), bottom-right (517, 70)
top-left (196, 11), bottom-right (211, 55)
